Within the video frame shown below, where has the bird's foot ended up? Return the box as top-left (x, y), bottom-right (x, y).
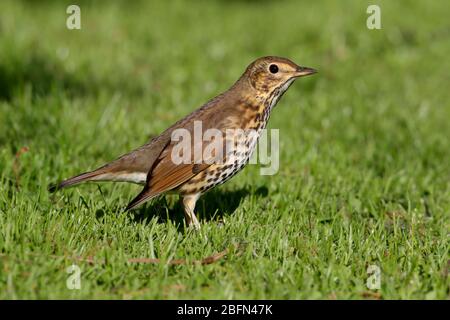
top-left (186, 216), bottom-right (201, 230)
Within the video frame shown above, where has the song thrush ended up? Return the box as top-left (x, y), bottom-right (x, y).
top-left (49, 56), bottom-right (316, 228)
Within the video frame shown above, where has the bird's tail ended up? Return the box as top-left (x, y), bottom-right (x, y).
top-left (48, 170), bottom-right (105, 193)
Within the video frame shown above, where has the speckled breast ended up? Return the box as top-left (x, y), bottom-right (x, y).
top-left (178, 125), bottom-right (265, 196)
top-left (177, 87), bottom-right (284, 196)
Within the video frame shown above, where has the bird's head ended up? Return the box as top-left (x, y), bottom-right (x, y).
top-left (244, 56), bottom-right (316, 95)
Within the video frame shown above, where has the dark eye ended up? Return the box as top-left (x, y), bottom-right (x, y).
top-left (269, 64), bottom-right (279, 74)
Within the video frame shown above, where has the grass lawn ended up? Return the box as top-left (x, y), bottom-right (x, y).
top-left (0, 0), bottom-right (449, 299)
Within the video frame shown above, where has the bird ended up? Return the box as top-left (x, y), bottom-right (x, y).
top-left (49, 56), bottom-right (316, 229)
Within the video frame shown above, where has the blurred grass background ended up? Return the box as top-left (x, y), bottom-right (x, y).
top-left (0, 0), bottom-right (449, 299)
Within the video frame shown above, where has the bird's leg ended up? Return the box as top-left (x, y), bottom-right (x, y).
top-left (182, 194), bottom-right (201, 229)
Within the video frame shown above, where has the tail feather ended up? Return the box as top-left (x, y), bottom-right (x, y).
top-left (48, 171), bottom-right (102, 193)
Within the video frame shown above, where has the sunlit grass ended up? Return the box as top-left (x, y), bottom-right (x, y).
top-left (0, 0), bottom-right (448, 299)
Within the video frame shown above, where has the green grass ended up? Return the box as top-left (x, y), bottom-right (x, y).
top-left (0, 0), bottom-right (449, 299)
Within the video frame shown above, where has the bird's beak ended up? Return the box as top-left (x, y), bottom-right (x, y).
top-left (294, 66), bottom-right (317, 77)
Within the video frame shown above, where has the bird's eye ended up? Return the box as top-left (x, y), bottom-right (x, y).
top-left (269, 64), bottom-right (279, 74)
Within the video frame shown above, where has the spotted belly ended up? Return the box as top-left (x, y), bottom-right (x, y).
top-left (177, 134), bottom-right (260, 195)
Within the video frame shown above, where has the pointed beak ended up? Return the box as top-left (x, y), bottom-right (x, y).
top-left (294, 66), bottom-right (317, 77)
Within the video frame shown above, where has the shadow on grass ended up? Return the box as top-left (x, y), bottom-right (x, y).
top-left (0, 49), bottom-right (146, 101)
top-left (0, 51), bottom-right (87, 101)
top-left (128, 186), bottom-right (269, 230)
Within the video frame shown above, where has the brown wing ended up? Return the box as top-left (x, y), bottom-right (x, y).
top-left (124, 142), bottom-right (211, 210)
top-left (148, 146), bottom-right (212, 194)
